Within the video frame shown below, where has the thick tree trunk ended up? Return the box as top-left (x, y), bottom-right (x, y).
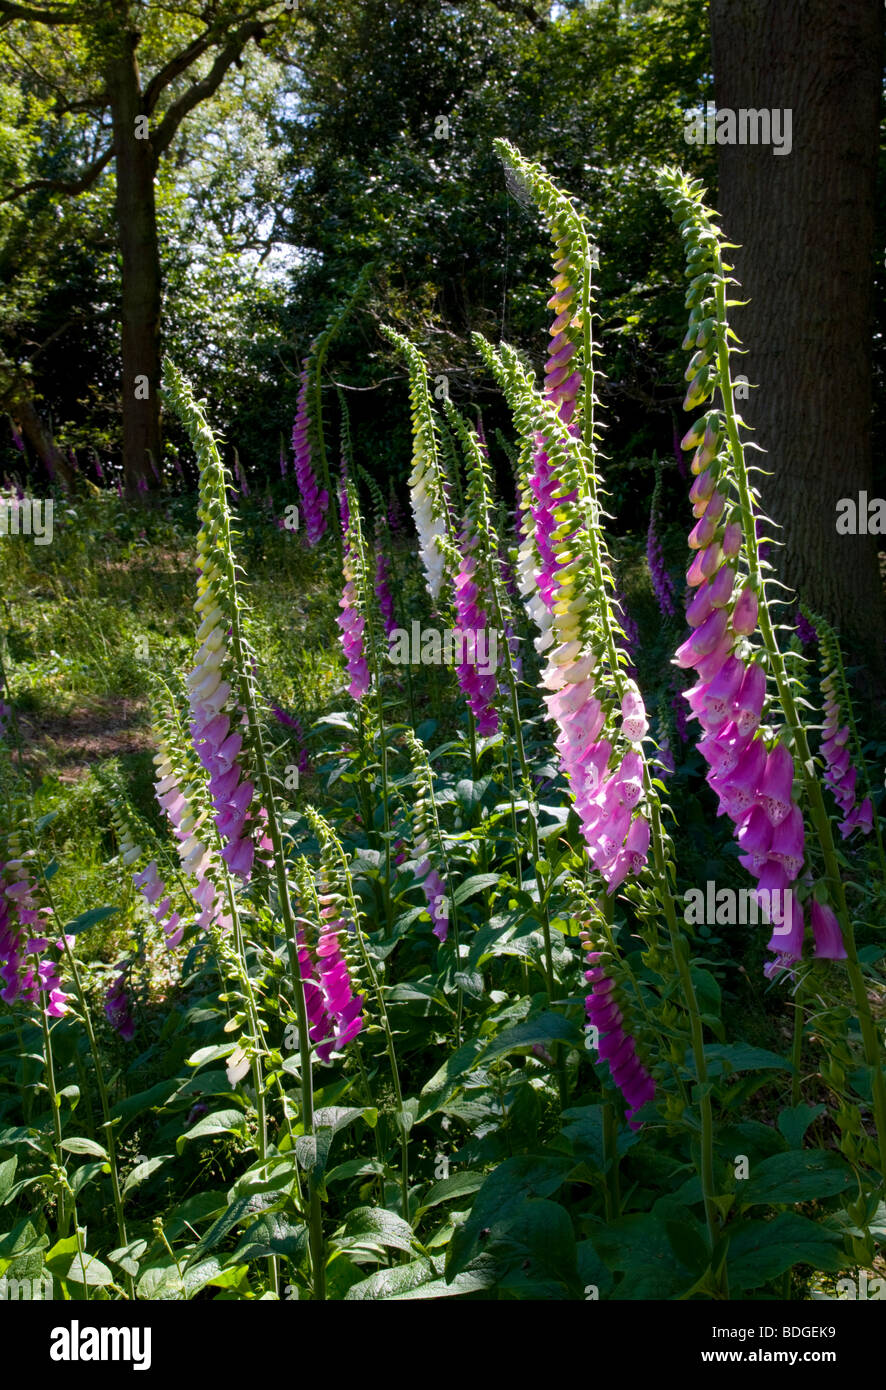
top-left (8, 397), bottom-right (77, 491)
top-left (107, 28), bottom-right (162, 496)
top-left (710, 0), bottom-right (884, 670)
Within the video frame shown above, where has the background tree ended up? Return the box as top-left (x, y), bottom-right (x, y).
top-left (710, 0), bottom-right (885, 666)
top-left (0, 0), bottom-right (296, 492)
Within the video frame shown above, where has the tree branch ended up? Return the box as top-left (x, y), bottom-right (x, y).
top-left (149, 17), bottom-right (266, 159)
top-left (0, 0), bottom-right (82, 25)
top-left (0, 144), bottom-right (113, 202)
top-left (142, 31), bottom-right (213, 113)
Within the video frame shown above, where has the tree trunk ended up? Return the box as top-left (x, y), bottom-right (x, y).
top-left (107, 27), bottom-right (162, 496)
top-left (710, 0), bottom-right (884, 670)
top-left (8, 397), bottom-right (78, 491)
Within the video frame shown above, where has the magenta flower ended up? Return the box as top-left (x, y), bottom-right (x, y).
top-left (292, 363), bottom-right (329, 545)
top-left (309, 892), bottom-right (365, 1061)
top-left (105, 970), bottom-right (136, 1041)
top-left (453, 526), bottom-right (499, 737)
top-left (809, 899), bottom-right (847, 960)
top-left (583, 945), bottom-right (655, 1130)
top-left (374, 549), bottom-right (397, 640)
top-left (0, 862), bottom-right (68, 1018)
top-left (819, 672), bottom-right (874, 839)
top-left (337, 480), bottom-right (371, 701)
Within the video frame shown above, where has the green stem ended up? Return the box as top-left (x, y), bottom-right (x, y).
top-left (714, 267), bottom-right (886, 1186)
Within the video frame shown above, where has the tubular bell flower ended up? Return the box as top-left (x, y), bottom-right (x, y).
top-left (292, 363), bottom-right (329, 546)
top-left (648, 467), bottom-right (677, 619)
top-left (105, 970), bottom-right (136, 1041)
top-left (819, 669), bottom-right (874, 839)
top-left (581, 938), bottom-right (655, 1130)
top-left (382, 328), bottom-right (451, 601)
top-left (482, 142), bottom-right (652, 893)
top-left (0, 856), bottom-right (68, 1018)
top-left (453, 525), bottom-right (499, 737)
top-left (337, 472), bottom-right (372, 701)
top-left (374, 548), bottom-right (397, 640)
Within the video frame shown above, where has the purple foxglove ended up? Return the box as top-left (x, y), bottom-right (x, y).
top-left (292, 364), bottom-right (329, 545)
top-left (810, 899), bottom-right (847, 960)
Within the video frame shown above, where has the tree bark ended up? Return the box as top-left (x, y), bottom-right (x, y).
top-left (710, 0), bottom-right (885, 670)
top-left (106, 26), bottom-right (163, 496)
top-left (9, 397), bottom-right (78, 490)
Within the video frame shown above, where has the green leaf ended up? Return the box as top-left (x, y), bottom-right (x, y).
top-left (107, 1239), bottom-right (148, 1278)
top-left (110, 1078), bottom-right (179, 1126)
top-left (415, 1170), bottom-right (485, 1217)
top-left (336, 1206), bottom-right (423, 1259)
top-left (346, 1253), bottom-right (498, 1300)
top-left (62, 1253), bottom-right (115, 1288)
top-left (446, 1154), bottom-right (572, 1279)
top-left (176, 1108), bottom-right (247, 1155)
top-left (63, 906), bottom-right (118, 936)
top-left (727, 1214), bottom-right (845, 1291)
top-left (587, 1213), bottom-right (698, 1299)
top-left (0, 1219), bottom-right (48, 1262)
top-left (231, 1214), bottom-right (308, 1264)
top-left (739, 1149), bottom-right (856, 1206)
top-left (186, 1043), bottom-right (237, 1069)
top-left (123, 1155), bottom-right (173, 1194)
top-left (694, 1043), bottom-right (792, 1078)
top-left (0, 1156), bottom-right (17, 1205)
top-left (184, 1187), bottom-right (287, 1268)
top-left (777, 1104), bottom-right (827, 1149)
top-left (477, 1012), bottom-right (583, 1064)
top-left (416, 1037), bottom-right (484, 1121)
top-left (453, 873), bottom-right (500, 906)
top-left (71, 1161), bottom-right (109, 1195)
top-left (60, 1137), bottom-right (108, 1159)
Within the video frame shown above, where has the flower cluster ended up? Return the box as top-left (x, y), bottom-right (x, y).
top-left (383, 328), bottom-right (450, 600)
top-left (647, 468), bottom-right (677, 619)
top-left (292, 362), bottom-right (329, 546)
top-left (676, 428), bottom-right (805, 953)
top-left (105, 971), bottom-right (135, 1041)
top-left (337, 477), bottom-right (371, 701)
top-left (0, 855), bottom-right (68, 1018)
top-left (581, 936), bottom-right (655, 1130)
top-left (271, 704), bottom-right (311, 779)
top-left (820, 672), bottom-right (873, 839)
top-left (374, 548), bottom-right (398, 640)
top-left (661, 168), bottom-right (844, 968)
top-left (188, 613), bottom-right (257, 883)
top-left (453, 527), bottom-right (499, 736)
top-left (299, 887), bottom-right (364, 1063)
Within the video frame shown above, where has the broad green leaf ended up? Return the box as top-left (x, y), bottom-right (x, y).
top-left (415, 1170), bottom-right (485, 1217)
top-left (477, 1012), bottom-right (583, 1064)
top-left (446, 1154), bottom-right (572, 1279)
top-left (0, 1156), bottom-right (17, 1205)
top-left (64, 906), bottom-right (118, 936)
top-left (231, 1214), bottom-right (307, 1263)
top-left (739, 1150), bottom-right (856, 1206)
top-left (727, 1214), bottom-right (845, 1290)
top-left (453, 873), bottom-right (500, 906)
top-left (346, 1253), bottom-right (498, 1300)
top-left (60, 1137), bottom-right (108, 1159)
top-left (336, 1206), bottom-right (423, 1260)
top-left (176, 1108), bottom-right (247, 1155)
top-left (123, 1155), bottom-right (173, 1194)
top-left (777, 1104), bottom-right (827, 1149)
